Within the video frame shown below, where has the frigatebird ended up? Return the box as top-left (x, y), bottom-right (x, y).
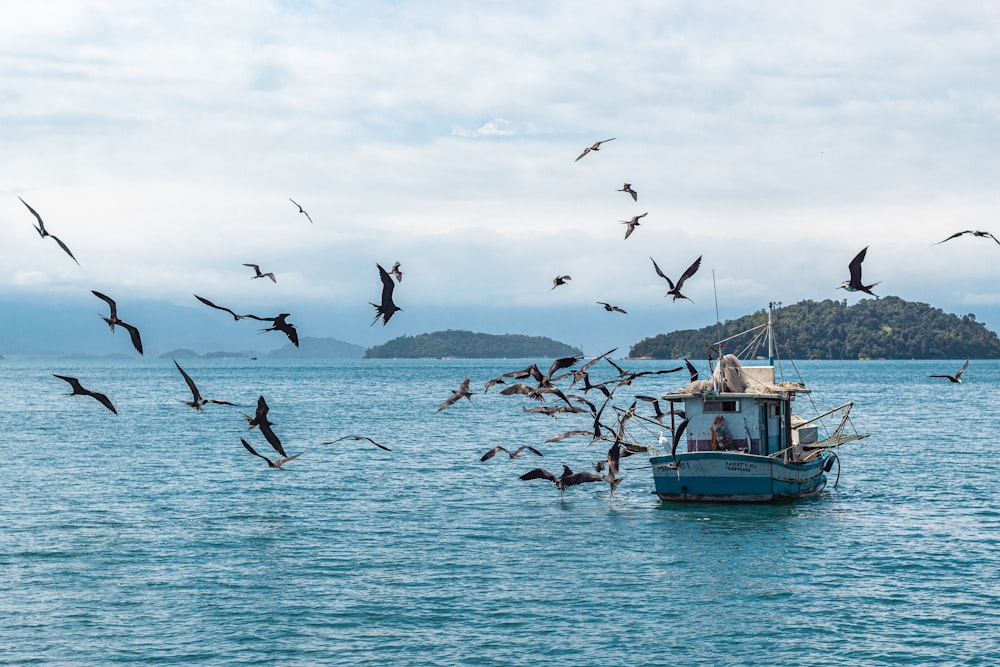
top-left (621, 212), bottom-right (647, 240)
top-left (173, 359), bottom-right (236, 411)
top-left (194, 294), bottom-right (267, 321)
top-left (258, 313), bottom-right (299, 347)
top-left (480, 445), bottom-right (542, 462)
top-left (243, 263), bottom-right (276, 282)
top-left (252, 395), bottom-right (287, 457)
top-left (551, 275), bottom-right (571, 290)
top-left (91, 290), bottom-right (143, 355)
top-left (838, 247), bottom-right (880, 297)
top-left (19, 197), bottom-right (80, 265)
top-left (289, 198), bottom-right (313, 224)
top-left (390, 261), bottom-right (403, 283)
top-left (617, 183), bottom-right (638, 201)
top-left (322, 435), bottom-right (391, 451)
top-left (597, 301), bottom-right (627, 314)
top-left (936, 230), bottom-right (1000, 246)
top-left (930, 358), bottom-right (970, 383)
top-left (241, 438), bottom-right (302, 469)
top-left (371, 263), bottom-right (402, 325)
top-left (651, 255), bottom-right (702, 302)
top-left (575, 138), bottom-right (615, 161)
top-left (53, 375), bottom-right (117, 414)
top-left (520, 464), bottom-right (606, 492)
top-left (437, 377), bottom-right (474, 412)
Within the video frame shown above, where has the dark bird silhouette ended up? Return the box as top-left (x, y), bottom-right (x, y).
top-left (289, 198), bottom-right (313, 224)
top-left (194, 294), bottom-right (267, 321)
top-left (437, 377), bottom-right (474, 412)
top-left (253, 395), bottom-right (287, 457)
top-left (241, 438), bottom-right (302, 468)
top-left (520, 465), bottom-right (606, 492)
top-left (484, 363), bottom-right (544, 392)
top-left (930, 358), bottom-right (970, 383)
top-left (173, 359), bottom-right (236, 410)
top-left (390, 261), bottom-right (403, 283)
top-left (621, 212), bottom-right (647, 240)
top-left (551, 275), bottom-right (571, 290)
top-left (19, 197), bottom-right (80, 265)
top-left (371, 263), bottom-right (402, 325)
top-left (91, 290), bottom-right (143, 354)
top-left (241, 395), bottom-right (273, 430)
top-left (685, 358), bottom-right (699, 382)
top-left (936, 230), bottom-right (1000, 246)
top-left (597, 301), bottom-right (627, 314)
top-left (545, 429), bottom-right (593, 443)
top-left (617, 183), bottom-right (638, 201)
top-left (671, 418), bottom-right (690, 459)
top-left (838, 246), bottom-right (880, 297)
top-left (651, 255), bottom-right (702, 302)
top-left (257, 313), bottom-right (299, 347)
top-left (575, 138), bottom-right (615, 161)
top-left (243, 263), bottom-right (276, 282)
top-left (480, 445), bottom-right (542, 462)
top-left (53, 374), bottom-right (117, 414)
top-left (322, 435), bottom-right (391, 451)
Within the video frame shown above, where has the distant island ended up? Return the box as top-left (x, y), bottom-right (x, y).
top-left (364, 330), bottom-right (582, 359)
top-left (159, 337), bottom-right (365, 360)
top-left (629, 297), bottom-right (1000, 360)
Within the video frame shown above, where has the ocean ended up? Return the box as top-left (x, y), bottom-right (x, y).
top-left (1, 357), bottom-right (998, 666)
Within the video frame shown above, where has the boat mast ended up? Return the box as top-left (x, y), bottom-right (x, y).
top-left (767, 301), bottom-right (776, 365)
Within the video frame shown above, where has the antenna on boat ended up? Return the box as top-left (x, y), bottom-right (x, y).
top-left (712, 269), bottom-right (722, 366)
top-left (767, 301), bottom-right (781, 366)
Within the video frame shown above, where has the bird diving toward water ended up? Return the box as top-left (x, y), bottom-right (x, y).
top-left (243, 263), bottom-right (276, 282)
top-left (651, 255), bottom-right (702, 302)
top-left (91, 290), bottom-right (143, 354)
top-left (193, 295), bottom-right (267, 322)
top-left (390, 261), bottom-right (403, 283)
top-left (241, 438), bottom-right (302, 469)
top-left (371, 263), bottom-right (402, 325)
top-left (935, 230), bottom-right (1000, 246)
top-left (258, 313), bottom-right (299, 347)
top-left (520, 464), bottom-right (606, 492)
top-left (173, 360), bottom-right (236, 411)
top-left (53, 375), bottom-right (117, 414)
top-left (930, 359), bottom-right (970, 383)
top-left (617, 183), bottom-right (638, 201)
top-left (838, 246), bottom-right (880, 297)
top-left (551, 275), bottom-right (571, 290)
top-left (289, 198), bottom-right (313, 224)
top-left (322, 435), bottom-right (392, 451)
top-left (597, 301), bottom-right (627, 314)
top-left (621, 212), bottom-right (648, 240)
top-left (575, 138), bottom-right (615, 161)
top-left (19, 197), bottom-right (80, 265)
top-left (437, 377), bottom-right (474, 412)
top-left (480, 445), bottom-right (542, 462)
top-left (248, 395), bottom-right (288, 458)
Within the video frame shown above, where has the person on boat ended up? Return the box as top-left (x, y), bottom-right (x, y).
top-left (710, 416), bottom-right (733, 451)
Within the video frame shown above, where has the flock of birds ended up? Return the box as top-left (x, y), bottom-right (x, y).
top-left (16, 135), bottom-right (991, 480)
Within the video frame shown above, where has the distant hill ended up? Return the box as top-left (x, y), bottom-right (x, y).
top-left (364, 330), bottom-right (582, 358)
top-left (266, 336), bottom-right (365, 359)
top-left (629, 297), bottom-right (1000, 360)
top-left (159, 348), bottom-right (254, 360)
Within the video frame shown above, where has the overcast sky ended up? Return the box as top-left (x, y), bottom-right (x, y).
top-left (3, 1), bottom-right (1000, 355)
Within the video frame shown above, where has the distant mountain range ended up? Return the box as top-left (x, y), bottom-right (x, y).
top-left (159, 336), bottom-right (365, 360)
top-left (364, 330), bottom-right (582, 358)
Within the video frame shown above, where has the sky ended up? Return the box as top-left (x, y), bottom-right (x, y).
top-left (3, 1), bottom-right (1000, 357)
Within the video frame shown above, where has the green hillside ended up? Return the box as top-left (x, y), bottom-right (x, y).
top-left (364, 330), bottom-right (582, 359)
top-left (629, 297), bottom-right (1000, 360)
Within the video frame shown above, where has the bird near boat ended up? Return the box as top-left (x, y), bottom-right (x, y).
top-left (684, 358), bottom-right (699, 383)
top-left (597, 301), bottom-right (627, 314)
top-left (53, 374), bottom-right (117, 414)
top-left (241, 438), bottom-right (302, 469)
top-left (390, 261), bottom-right (403, 283)
top-left (322, 435), bottom-right (391, 451)
top-left (651, 255), bottom-right (702, 302)
top-left (480, 445), bottom-right (543, 462)
top-left (289, 198), bottom-right (313, 224)
top-left (551, 275), bottom-right (571, 290)
top-left (838, 246), bottom-right (880, 297)
top-left (18, 197), bottom-right (80, 265)
top-left (671, 419), bottom-right (690, 459)
top-left (935, 230), bottom-right (1000, 246)
top-left (173, 359), bottom-right (236, 411)
top-left (545, 429), bottom-right (593, 443)
top-left (194, 295), bottom-right (267, 321)
top-left (930, 358), bottom-right (970, 383)
top-left (243, 263), bottom-right (276, 282)
top-left (91, 290), bottom-right (143, 355)
top-left (621, 212), bottom-right (647, 240)
top-left (520, 465), bottom-right (606, 492)
top-left (258, 313), bottom-right (299, 347)
top-left (575, 138), bottom-right (615, 161)
top-left (371, 263), bottom-right (402, 325)
top-left (617, 183), bottom-right (638, 201)
top-left (437, 377), bottom-right (474, 412)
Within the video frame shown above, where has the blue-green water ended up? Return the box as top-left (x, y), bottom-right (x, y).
top-left (1, 357), bottom-right (998, 665)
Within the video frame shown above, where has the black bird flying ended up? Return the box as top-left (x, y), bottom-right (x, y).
top-left (839, 246), bottom-right (880, 297)
top-left (91, 290), bottom-right (143, 354)
top-left (53, 374), bottom-right (117, 414)
top-left (371, 263), bottom-right (402, 325)
top-left (651, 255), bottom-right (702, 302)
top-left (19, 197), bottom-right (80, 265)
top-left (930, 358), bottom-right (970, 383)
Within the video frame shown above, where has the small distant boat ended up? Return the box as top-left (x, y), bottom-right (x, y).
top-left (649, 304), bottom-right (869, 503)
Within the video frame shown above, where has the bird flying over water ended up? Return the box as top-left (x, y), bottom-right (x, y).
top-left (621, 212), bottom-right (648, 240)
top-left (19, 197), bottom-right (80, 265)
top-left (243, 263), bottom-right (276, 282)
top-left (194, 295), bottom-right (267, 321)
top-left (53, 374), bottom-right (117, 414)
top-left (575, 138), bottom-right (615, 161)
top-left (371, 263), bottom-right (402, 325)
top-left (520, 464), bottom-right (606, 492)
top-left (258, 313), bottom-right (299, 347)
top-left (935, 230), bottom-right (1000, 246)
top-left (390, 261), bottom-right (403, 283)
top-left (480, 445), bottom-right (542, 462)
top-left (597, 301), bottom-right (627, 314)
top-left (173, 360), bottom-right (236, 410)
top-left (289, 198), bottom-right (313, 224)
top-left (651, 256), bottom-right (702, 302)
top-left (91, 290), bottom-right (143, 354)
top-left (437, 377), bottom-right (474, 412)
top-left (551, 275), bottom-right (571, 290)
top-left (250, 395), bottom-right (287, 458)
top-left (617, 183), bottom-right (638, 201)
top-left (241, 438), bottom-right (302, 469)
top-left (322, 435), bottom-right (392, 451)
top-left (930, 358), bottom-right (970, 383)
top-left (838, 247), bottom-right (880, 297)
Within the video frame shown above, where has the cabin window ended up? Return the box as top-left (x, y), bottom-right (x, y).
top-left (703, 400), bottom-right (739, 413)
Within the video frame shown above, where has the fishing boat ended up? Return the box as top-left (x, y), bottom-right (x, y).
top-left (649, 303), bottom-right (868, 503)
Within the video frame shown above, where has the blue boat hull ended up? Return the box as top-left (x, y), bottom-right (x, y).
top-left (649, 451), bottom-right (828, 503)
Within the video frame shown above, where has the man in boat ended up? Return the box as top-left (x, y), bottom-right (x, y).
top-left (710, 416), bottom-right (733, 451)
